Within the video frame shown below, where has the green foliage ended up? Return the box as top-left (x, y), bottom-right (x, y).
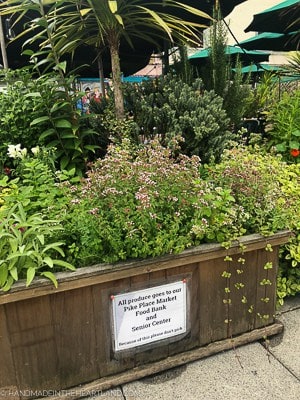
top-left (199, 18), bottom-right (251, 127)
top-left (2, 145), bottom-right (72, 216)
top-left (207, 146), bottom-right (300, 234)
top-left (123, 75), bottom-right (234, 163)
top-left (204, 18), bottom-right (228, 97)
top-left (0, 69), bottom-right (47, 158)
top-left (63, 139), bottom-right (244, 267)
top-left (0, 69), bottom-right (99, 175)
top-left (0, 202), bottom-right (75, 291)
top-left (170, 46), bottom-right (197, 85)
top-left (242, 72), bottom-right (279, 118)
top-left (0, 148), bottom-right (75, 290)
top-left (207, 146), bottom-right (300, 304)
top-left (88, 99), bottom-right (140, 152)
top-left (265, 89), bottom-right (300, 162)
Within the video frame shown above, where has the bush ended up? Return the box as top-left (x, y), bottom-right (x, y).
top-left (265, 89), bottom-right (300, 162)
top-left (123, 75), bottom-right (235, 163)
top-left (207, 146), bottom-right (300, 304)
top-left (1, 141), bottom-right (300, 303)
top-left (0, 69), bottom-right (99, 175)
top-left (62, 139), bottom-right (244, 267)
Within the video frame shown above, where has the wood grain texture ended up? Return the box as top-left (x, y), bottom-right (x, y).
top-left (0, 231), bottom-right (291, 305)
top-left (0, 232), bottom-right (290, 397)
top-left (0, 306), bottom-right (20, 400)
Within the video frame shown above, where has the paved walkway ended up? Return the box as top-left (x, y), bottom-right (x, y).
top-left (83, 295), bottom-right (300, 400)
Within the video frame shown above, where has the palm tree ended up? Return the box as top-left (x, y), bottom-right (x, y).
top-left (0, 0), bottom-right (212, 119)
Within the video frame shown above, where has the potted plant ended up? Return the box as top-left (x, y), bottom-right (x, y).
top-left (0, 139), bottom-right (296, 399)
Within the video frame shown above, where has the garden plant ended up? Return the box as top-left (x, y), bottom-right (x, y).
top-left (0, 1), bottom-right (299, 309)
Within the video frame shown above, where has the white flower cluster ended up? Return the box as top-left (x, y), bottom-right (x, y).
top-left (7, 144), bottom-right (40, 159)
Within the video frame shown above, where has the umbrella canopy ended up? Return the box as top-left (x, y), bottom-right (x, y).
top-left (234, 63), bottom-right (287, 73)
top-left (188, 45), bottom-right (270, 66)
top-left (239, 31), bottom-right (299, 51)
top-left (245, 0), bottom-right (300, 34)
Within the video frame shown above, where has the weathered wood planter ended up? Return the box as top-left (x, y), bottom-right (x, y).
top-left (0, 231), bottom-right (291, 400)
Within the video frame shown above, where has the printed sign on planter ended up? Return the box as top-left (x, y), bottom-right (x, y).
top-left (111, 280), bottom-right (187, 351)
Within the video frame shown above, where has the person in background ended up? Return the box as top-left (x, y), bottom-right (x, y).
top-left (82, 87), bottom-right (91, 113)
top-left (91, 86), bottom-right (102, 103)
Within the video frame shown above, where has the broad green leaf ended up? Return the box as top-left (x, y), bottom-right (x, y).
top-left (19, 245), bottom-right (26, 254)
top-left (291, 130), bottom-right (300, 137)
top-left (0, 264), bottom-right (8, 287)
top-left (37, 234), bottom-right (45, 245)
top-left (60, 156), bottom-right (70, 170)
top-left (289, 141), bottom-right (299, 149)
top-left (42, 242), bottom-right (65, 256)
top-left (53, 260), bottom-right (76, 271)
top-left (10, 267), bottom-right (18, 281)
top-left (26, 267), bottom-right (36, 287)
top-left (54, 119), bottom-right (72, 128)
top-left (2, 276), bottom-right (14, 292)
top-left (50, 102), bottom-right (70, 113)
top-left (60, 132), bottom-right (76, 139)
top-left (24, 92), bottom-right (42, 98)
top-left (40, 271), bottom-right (58, 288)
top-left (30, 116), bottom-right (50, 126)
top-left (43, 256), bottom-right (54, 268)
top-left (39, 128), bottom-right (56, 141)
top-left (84, 144), bottom-right (99, 152)
top-left (276, 143), bottom-right (286, 152)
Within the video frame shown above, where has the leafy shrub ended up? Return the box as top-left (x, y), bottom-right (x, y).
top-left (0, 70), bottom-right (45, 157)
top-left (0, 202), bottom-right (74, 291)
top-left (265, 89), bottom-right (300, 162)
top-left (63, 139), bottom-right (245, 267)
top-left (2, 145), bottom-right (71, 216)
top-left (0, 147), bottom-right (75, 291)
top-left (207, 146), bottom-right (300, 304)
top-left (0, 69), bottom-right (99, 175)
top-left (123, 75), bottom-right (235, 163)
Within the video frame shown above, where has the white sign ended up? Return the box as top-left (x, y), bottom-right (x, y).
top-left (111, 280), bottom-right (187, 351)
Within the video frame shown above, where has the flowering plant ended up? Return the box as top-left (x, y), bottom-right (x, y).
top-left (63, 139), bottom-right (245, 267)
top-left (1, 140), bottom-right (299, 298)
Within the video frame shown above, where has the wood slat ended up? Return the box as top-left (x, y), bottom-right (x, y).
top-left (0, 306), bottom-right (20, 400)
top-left (198, 258), bottom-right (229, 346)
top-left (227, 252), bottom-right (257, 337)
top-left (167, 264), bottom-right (200, 355)
top-left (4, 296), bottom-right (59, 397)
top-left (0, 231), bottom-right (291, 305)
top-left (50, 287), bottom-right (100, 389)
top-left (0, 232), bottom-right (289, 398)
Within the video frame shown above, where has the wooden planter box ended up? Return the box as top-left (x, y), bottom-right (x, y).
top-left (0, 231), bottom-right (291, 400)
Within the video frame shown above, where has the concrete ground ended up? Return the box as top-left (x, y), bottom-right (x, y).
top-left (82, 295), bottom-right (300, 400)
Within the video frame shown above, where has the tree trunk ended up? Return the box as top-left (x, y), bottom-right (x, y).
top-left (109, 36), bottom-right (125, 120)
top-left (0, 17), bottom-right (8, 69)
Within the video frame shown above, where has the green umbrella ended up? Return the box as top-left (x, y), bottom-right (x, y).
top-left (189, 45), bottom-right (270, 65)
top-left (239, 31), bottom-right (299, 51)
top-left (234, 63), bottom-right (287, 74)
top-left (245, 0), bottom-right (300, 34)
